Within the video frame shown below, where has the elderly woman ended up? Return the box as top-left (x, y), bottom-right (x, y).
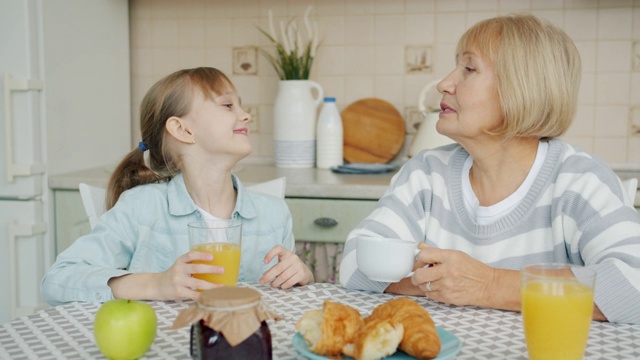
top-left (339, 14), bottom-right (640, 324)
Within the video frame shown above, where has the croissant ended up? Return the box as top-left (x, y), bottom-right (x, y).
top-left (296, 300), bottom-right (364, 356)
top-left (342, 318), bottom-right (404, 360)
top-left (366, 298), bottom-right (441, 359)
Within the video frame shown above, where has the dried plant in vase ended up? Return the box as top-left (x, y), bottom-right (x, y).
top-left (257, 6), bottom-right (320, 80)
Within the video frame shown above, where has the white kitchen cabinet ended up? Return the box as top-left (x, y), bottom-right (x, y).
top-left (286, 198), bottom-right (376, 243)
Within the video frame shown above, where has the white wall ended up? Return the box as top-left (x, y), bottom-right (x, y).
top-left (129, 0), bottom-right (640, 165)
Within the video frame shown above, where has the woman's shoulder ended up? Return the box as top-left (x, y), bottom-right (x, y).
top-left (410, 143), bottom-right (462, 163)
top-left (548, 139), bottom-right (622, 195)
top-left (552, 140), bottom-right (617, 180)
top-left (398, 143), bottom-right (465, 181)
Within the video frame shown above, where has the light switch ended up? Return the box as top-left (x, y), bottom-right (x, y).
top-left (405, 46), bottom-right (433, 74)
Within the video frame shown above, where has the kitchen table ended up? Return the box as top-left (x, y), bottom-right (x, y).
top-left (1, 282), bottom-right (639, 359)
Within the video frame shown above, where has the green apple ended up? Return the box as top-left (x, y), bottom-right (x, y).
top-left (94, 299), bottom-right (157, 360)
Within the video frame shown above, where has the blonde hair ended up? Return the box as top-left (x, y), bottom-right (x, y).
top-left (457, 14), bottom-right (581, 140)
top-left (106, 67), bottom-right (235, 209)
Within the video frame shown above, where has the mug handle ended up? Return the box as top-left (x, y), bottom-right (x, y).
top-left (404, 248), bottom-right (429, 278)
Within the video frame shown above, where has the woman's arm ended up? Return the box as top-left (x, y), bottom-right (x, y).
top-left (339, 157), bottom-right (436, 291)
top-left (388, 248), bottom-right (608, 321)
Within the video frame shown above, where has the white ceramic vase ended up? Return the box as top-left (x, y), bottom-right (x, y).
top-left (273, 80), bottom-right (324, 168)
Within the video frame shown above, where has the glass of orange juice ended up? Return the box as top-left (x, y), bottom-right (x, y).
top-left (521, 263), bottom-right (596, 360)
top-left (188, 219), bottom-right (242, 288)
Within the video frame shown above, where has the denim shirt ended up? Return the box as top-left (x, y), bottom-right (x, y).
top-left (41, 173), bottom-right (294, 306)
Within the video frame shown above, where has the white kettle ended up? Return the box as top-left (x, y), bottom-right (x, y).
top-left (409, 79), bottom-right (455, 156)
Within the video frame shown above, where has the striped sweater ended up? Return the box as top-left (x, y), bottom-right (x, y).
top-left (339, 139), bottom-right (640, 324)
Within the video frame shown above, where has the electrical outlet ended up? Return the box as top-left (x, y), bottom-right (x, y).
top-left (233, 46), bottom-right (258, 75)
top-left (405, 45), bottom-right (433, 74)
top-left (245, 105), bottom-right (259, 133)
top-left (634, 41), bottom-right (640, 72)
top-left (405, 106), bottom-right (423, 134)
top-left (631, 106), bottom-right (640, 135)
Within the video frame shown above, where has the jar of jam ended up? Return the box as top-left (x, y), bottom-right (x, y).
top-left (172, 287), bottom-right (279, 359)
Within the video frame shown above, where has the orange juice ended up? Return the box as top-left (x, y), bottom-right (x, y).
top-left (191, 242), bottom-right (241, 287)
top-left (522, 280), bottom-right (594, 360)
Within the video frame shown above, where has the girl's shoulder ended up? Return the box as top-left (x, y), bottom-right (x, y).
top-left (243, 188), bottom-right (288, 210)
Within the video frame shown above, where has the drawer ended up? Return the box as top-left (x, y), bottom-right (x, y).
top-left (285, 198), bottom-right (377, 243)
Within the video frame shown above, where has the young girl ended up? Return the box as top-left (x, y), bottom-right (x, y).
top-left (42, 67), bottom-right (314, 305)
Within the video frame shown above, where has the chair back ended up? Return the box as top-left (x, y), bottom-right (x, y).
top-left (246, 177), bottom-right (286, 198)
top-left (78, 177), bottom-right (287, 229)
top-left (78, 183), bottom-right (107, 229)
top-left (622, 178), bottom-right (638, 207)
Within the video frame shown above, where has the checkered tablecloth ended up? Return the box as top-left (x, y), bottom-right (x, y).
top-left (1, 283), bottom-right (639, 359)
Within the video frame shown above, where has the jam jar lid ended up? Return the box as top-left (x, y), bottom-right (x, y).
top-left (172, 287), bottom-right (279, 346)
top-left (199, 287), bottom-right (260, 309)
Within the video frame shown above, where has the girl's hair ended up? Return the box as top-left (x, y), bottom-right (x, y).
top-left (457, 14), bottom-right (581, 140)
top-left (106, 67), bottom-right (235, 209)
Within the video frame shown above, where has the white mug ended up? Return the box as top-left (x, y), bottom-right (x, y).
top-left (356, 236), bottom-right (419, 282)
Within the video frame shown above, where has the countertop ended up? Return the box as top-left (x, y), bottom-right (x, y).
top-left (48, 162), bottom-right (640, 205)
top-left (47, 163), bottom-right (396, 200)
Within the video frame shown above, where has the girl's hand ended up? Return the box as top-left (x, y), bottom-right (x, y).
top-left (155, 250), bottom-right (224, 301)
top-left (259, 245), bottom-right (314, 289)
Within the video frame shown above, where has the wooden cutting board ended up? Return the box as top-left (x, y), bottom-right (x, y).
top-left (341, 98), bottom-right (405, 163)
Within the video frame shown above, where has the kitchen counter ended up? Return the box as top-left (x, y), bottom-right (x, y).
top-left (48, 163), bottom-right (397, 200)
top-left (49, 162), bottom-right (639, 205)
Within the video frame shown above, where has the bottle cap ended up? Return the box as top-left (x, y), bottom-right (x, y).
top-left (324, 97), bottom-right (336, 102)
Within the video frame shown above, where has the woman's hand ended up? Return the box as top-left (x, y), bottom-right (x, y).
top-left (259, 245), bottom-right (314, 289)
top-left (411, 247), bottom-right (521, 311)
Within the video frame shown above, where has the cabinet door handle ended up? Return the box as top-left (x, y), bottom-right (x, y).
top-left (313, 217), bottom-right (338, 227)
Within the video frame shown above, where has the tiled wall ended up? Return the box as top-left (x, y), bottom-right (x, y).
top-left (130, 0), bottom-right (640, 165)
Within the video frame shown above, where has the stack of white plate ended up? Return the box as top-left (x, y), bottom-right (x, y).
top-left (274, 140), bottom-right (315, 168)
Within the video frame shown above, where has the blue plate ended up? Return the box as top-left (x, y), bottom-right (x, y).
top-left (292, 327), bottom-right (462, 360)
top-left (331, 163), bottom-right (398, 174)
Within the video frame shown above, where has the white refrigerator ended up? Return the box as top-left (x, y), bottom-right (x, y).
top-left (0, 0), bottom-right (131, 324)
